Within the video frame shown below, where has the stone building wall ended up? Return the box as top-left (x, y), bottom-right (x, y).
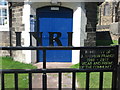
top-left (0, 31), bottom-right (10, 56)
top-left (111, 2), bottom-right (120, 41)
top-left (98, 2), bottom-right (114, 26)
top-left (97, 2), bottom-right (114, 32)
top-left (97, 2), bottom-right (120, 42)
top-left (110, 22), bottom-right (120, 40)
top-left (10, 2), bottom-right (26, 62)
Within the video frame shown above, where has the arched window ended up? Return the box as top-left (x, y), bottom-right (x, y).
top-left (104, 3), bottom-right (110, 16)
top-left (0, 0), bottom-right (9, 31)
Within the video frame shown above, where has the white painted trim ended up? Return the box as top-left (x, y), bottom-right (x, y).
top-left (80, 3), bottom-right (87, 46)
top-left (0, 26), bottom-right (9, 31)
top-left (72, 6), bottom-right (82, 64)
top-left (22, 3), bottom-right (31, 63)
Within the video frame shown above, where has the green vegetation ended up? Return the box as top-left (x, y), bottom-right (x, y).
top-left (111, 40), bottom-right (118, 46)
top-left (96, 40), bottom-right (118, 46)
top-left (71, 64), bottom-right (112, 88)
top-left (0, 56), bottom-right (37, 88)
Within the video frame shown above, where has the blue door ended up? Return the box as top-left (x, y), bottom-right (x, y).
top-left (37, 6), bottom-right (73, 62)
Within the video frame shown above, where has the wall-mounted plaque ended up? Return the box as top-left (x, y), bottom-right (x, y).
top-left (80, 47), bottom-right (117, 69)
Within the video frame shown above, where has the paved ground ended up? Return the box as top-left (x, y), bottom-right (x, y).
top-left (32, 62), bottom-right (74, 89)
top-left (34, 62), bottom-right (72, 69)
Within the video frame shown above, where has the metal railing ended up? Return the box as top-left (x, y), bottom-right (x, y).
top-left (0, 46), bottom-right (119, 90)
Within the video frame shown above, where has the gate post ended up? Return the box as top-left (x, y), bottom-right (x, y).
top-left (117, 63), bottom-right (120, 90)
top-left (112, 45), bottom-right (119, 90)
top-left (117, 41), bottom-right (120, 90)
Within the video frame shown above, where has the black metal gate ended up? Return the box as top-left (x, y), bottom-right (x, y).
top-left (0, 46), bottom-right (119, 90)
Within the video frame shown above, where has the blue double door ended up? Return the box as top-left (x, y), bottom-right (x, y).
top-left (37, 6), bottom-right (73, 62)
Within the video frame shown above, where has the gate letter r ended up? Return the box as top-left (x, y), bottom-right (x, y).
top-left (49, 32), bottom-right (62, 46)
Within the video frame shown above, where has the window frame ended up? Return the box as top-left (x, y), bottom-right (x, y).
top-left (103, 3), bottom-right (111, 16)
top-left (0, 1), bottom-right (9, 31)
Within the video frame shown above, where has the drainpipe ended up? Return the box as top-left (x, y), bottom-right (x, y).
top-left (118, 37), bottom-right (120, 45)
top-left (9, 2), bottom-right (12, 56)
top-left (111, 3), bottom-right (114, 23)
top-left (99, 5), bottom-right (102, 25)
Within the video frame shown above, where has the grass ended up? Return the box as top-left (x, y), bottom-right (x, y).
top-left (111, 40), bottom-right (118, 46)
top-left (0, 57), bottom-right (37, 69)
top-left (71, 64), bottom-right (112, 88)
top-left (0, 56), bottom-right (37, 88)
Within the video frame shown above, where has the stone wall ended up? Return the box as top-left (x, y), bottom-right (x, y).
top-left (98, 2), bottom-right (114, 26)
top-left (110, 22), bottom-right (120, 41)
top-left (11, 3), bottom-right (24, 46)
top-left (97, 2), bottom-right (120, 42)
top-left (84, 3), bottom-right (97, 46)
top-left (10, 2), bottom-right (26, 62)
top-left (97, 2), bottom-right (116, 31)
top-left (0, 31), bottom-right (10, 56)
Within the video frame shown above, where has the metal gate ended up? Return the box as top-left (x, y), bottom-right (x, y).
top-left (0, 46), bottom-right (119, 90)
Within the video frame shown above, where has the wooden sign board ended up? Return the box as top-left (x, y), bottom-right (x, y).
top-left (80, 47), bottom-right (117, 69)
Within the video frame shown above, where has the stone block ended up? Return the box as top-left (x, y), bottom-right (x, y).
top-left (86, 27), bottom-right (96, 32)
top-left (87, 32), bottom-right (96, 37)
top-left (97, 25), bottom-right (110, 30)
top-left (84, 40), bottom-right (96, 46)
top-left (0, 31), bottom-right (10, 44)
top-left (110, 22), bottom-right (120, 35)
top-left (0, 50), bottom-right (10, 57)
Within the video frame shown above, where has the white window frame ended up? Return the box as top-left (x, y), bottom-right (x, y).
top-left (0, 1), bottom-right (9, 31)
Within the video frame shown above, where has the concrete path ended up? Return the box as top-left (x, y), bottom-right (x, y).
top-left (32, 62), bottom-right (73, 89)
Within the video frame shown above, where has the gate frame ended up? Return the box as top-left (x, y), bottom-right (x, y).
top-left (0, 45), bottom-right (119, 90)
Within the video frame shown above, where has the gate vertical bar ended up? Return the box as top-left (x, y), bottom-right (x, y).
top-left (29, 72), bottom-right (32, 90)
top-left (43, 49), bottom-right (46, 69)
top-left (43, 49), bottom-right (47, 89)
top-left (99, 72), bottom-right (103, 90)
top-left (15, 73), bottom-right (18, 90)
top-left (72, 72), bottom-right (76, 90)
top-left (2, 73), bottom-right (5, 90)
top-left (58, 72), bottom-right (62, 90)
top-left (86, 72), bottom-right (90, 90)
top-left (29, 32), bottom-right (32, 46)
top-left (117, 63), bottom-right (120, 90)
top-left (112, 45), bottom-right (119, 90)
top-left (112, 70), bottom-right (117, 90)
top-left (43, 73), bottom-right (47, 90)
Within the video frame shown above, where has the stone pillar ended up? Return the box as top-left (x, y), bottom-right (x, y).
top-left (11, 2), bottom-right (26, 63)
top-left (84, 3), bottom-right (97, 46)
top-left (0, 32), bottom-right (10, 56)
top-left (110, 22), bottom-right (120, 40)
